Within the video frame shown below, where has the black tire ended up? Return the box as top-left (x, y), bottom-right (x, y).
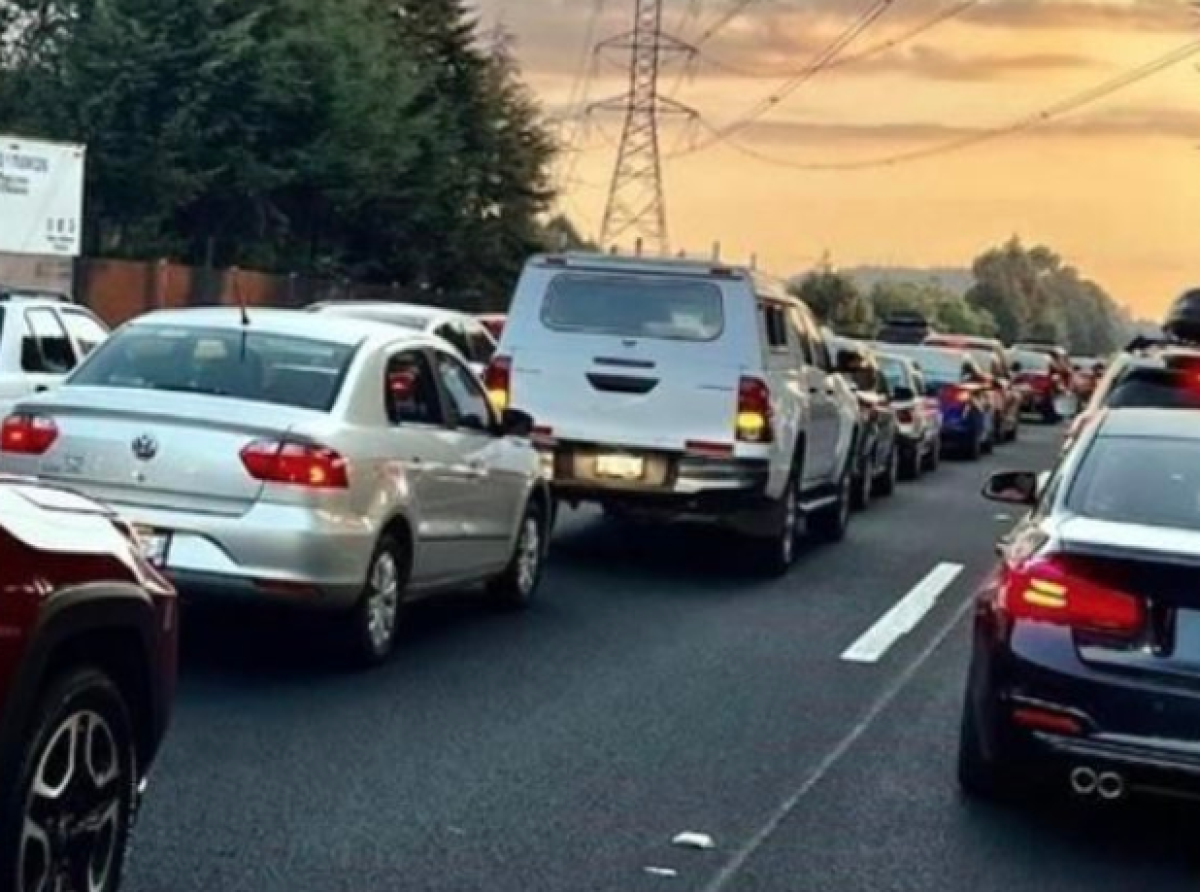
top-left (1, 667), bottom-right (138, 892)
top-left (342, 534), bottom-right (408, 669)
top-left (899, 445), bottom-right (921, 481)
top-left (810, 464), bottom-right (852, 544)
top-left (982, 418), bottom-right (995, 455)
top-left (489, 500), bottom-right (547, 609)
top-left (1041, 404), bottom-right (1059, 425)
top-left (965, 425), bottom-right (983, 462)
top-left (874, 448), bottom-right (899, 497)
top-left (923, 438), bottom-right (942, 473)
top-left (1009, 419), bottom-right (1020, 443)
top-left (851, 466), bottom-right (872, 511)
top-left (749, 470), bottom-right (802, 577)
top-left (958, 695), bottom-right (1031, 802)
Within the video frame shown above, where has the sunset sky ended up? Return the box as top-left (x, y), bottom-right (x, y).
top-left (476, 0), bottom-right (1200, 317)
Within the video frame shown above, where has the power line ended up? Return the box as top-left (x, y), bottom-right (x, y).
top-left (692, 0), bottom-right (766, 49)
top-left (672, 0), bottom-right (898, 158)
top-left (708, 37), bottom-right (1200, 172)
top-left (697, 0), bottom-right (979, 80)
top-left (556, 0), bottom-right (609, 198)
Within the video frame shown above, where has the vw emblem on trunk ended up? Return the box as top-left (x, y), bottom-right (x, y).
top-left (131, 434), bottom-right (159, 462)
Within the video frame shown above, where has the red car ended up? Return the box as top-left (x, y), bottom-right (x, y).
top-left (0, 478), bottom-right (178, 892)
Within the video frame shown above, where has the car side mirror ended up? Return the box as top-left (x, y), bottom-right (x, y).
top-left (982, 470), bottom-right (1040, 506)
top-left (500, 408), bottom-right (534, 438)
top-left (1010, 362), bottom-right (1022, 374)
top-left (893, 385), bottom-right (915, 402)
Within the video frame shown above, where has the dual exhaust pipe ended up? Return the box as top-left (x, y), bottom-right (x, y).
top-left (1069, 766), bottom-right (1126, 801)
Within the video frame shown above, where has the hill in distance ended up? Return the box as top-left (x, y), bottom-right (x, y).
top-left (791, 265), bottom-right (975, 296)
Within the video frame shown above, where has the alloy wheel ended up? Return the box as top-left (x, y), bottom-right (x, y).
top-left (20, 709), bottom-right (125, 892)
top-left (515, 516), bottom-right (542, 595)
top-left (780, 483), bottom-right (799, 566)
top-left (366, 551), bottom-right (401, 654)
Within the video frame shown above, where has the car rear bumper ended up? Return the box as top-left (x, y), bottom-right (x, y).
top-left (546, 446), bottom-right (772, 512)
top-left (114, 501), bottom-right (373, 609)
top-left (974, 618), bottom-right (1200, 795)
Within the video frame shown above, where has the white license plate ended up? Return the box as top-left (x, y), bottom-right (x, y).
top-left (134, 526), bottom-right (171, 568)
top-left (595, 454), bottom-right (645, 481)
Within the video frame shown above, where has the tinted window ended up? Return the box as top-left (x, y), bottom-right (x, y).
top-left (762, 304), bottom-right (789, 352)
top-left (385, 350), bottom-right (445, 426)
top-left (60, 309), bottom-right (109, 356)
top-left (434, 322), bottom-right (472, 359)
top-left (23, 308), bottom-right (75, 373)
top-left (72, 326), bottom-right (355, 411)
top-left (434, 352), bottom-right (493, 431)
top-left (465, 323), bottom-right (495, 364)
top-left (1068, 437), bottom-right (1200, 531)
top-left (543, 275), bottom-right (723, 342)
top-left (1105, 369), bottom-right (1200, 410)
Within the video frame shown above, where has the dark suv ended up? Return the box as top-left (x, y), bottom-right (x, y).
top-left (0, 479), bottom-right (177, 892)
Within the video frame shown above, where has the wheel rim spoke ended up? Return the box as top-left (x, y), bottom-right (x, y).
top-left (368, 553), bottom-right (400, 649)
top-left (517, 518), bottom-right (540, 593)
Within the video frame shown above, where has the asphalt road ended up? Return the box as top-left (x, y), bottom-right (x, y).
top-left (125, 423), bottom-right (1200, 892)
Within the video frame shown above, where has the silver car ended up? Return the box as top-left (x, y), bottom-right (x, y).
top-left (0, 308), bottom-right (551, 665)
top-left (308, 301), bottom-right (497, 376)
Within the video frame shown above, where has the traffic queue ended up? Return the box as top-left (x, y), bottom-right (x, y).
top-left (0, 258), bottom-right (1131, 892)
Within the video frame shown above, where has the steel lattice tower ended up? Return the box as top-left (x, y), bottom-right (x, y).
top-left (593, 0), bottom-right (696, 256)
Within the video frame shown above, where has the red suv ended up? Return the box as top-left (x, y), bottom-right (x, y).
top-left (0, 478), bottom-right (177, 892)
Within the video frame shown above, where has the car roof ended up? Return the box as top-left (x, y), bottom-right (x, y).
top-left (313, 301), bottom-right (469, 327)
top-left (883, 343), bottom-right (971, 361)
top-left (1120, 344), bottom-right (1200, 369)
top-left (126, 307), bottom-right (433, 348)
top-left (1097, 407), bottom-right (1200, 441)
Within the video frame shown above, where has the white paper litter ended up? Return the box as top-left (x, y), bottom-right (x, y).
top-left (644, 866), bottom-right (680, 878)
top-left (671, 832), bottom-right (716, 850)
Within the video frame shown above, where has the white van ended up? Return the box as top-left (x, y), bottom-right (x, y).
top-left (488, 254), bottom-right (859, 574)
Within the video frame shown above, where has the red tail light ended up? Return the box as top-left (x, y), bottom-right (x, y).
top-left (896, 408), bottom-right (915, 424)
top-left (1, 414), bottom-right (59, 455)
top-left (1002, 554), bottom-right (1144, 637)
top-left (240, 440), bottom-right (349, 489)
top-left (736, 377), bottom-right (773, 443)
top-left (485, 355), bottom-right (512, 411)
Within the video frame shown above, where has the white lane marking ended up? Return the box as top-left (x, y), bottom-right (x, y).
top-left (840, 562), bottom-right (965, 664)
top-left (698, 595), bottom-right (975, 892)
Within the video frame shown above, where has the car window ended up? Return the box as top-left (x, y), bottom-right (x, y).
top-left (59, 309), bottom-right (109, 357)
top-left (543, 274), bottom-right (724, 342)
top-left (796, 308), bottom-right (831, 371)
top-left (434, 322), bottom-right (472, 359)
top-left (760, 303), bottom-right (790, 354)
top-left (785, 308), bottom-right (816, 365)
top-left (434, 352), bottom-right (494, 432)
top-left (464, 322), bottom-right (495, 364)
top-left (72, 325), bottom-right (355, 411)
top-left (22, 308), bottom-right (76, 373)
top-left (385, 350), bottom-right (445, 426)
top-left (879, 358), bottom-right (908, 392)
top-left (1068, 436), bottom-right (1200, 531)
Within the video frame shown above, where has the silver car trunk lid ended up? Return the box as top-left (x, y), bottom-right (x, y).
top-left (1061, 517), bottom-right (1200, 685)
top-left (17, 387), bottom-right (317, 516)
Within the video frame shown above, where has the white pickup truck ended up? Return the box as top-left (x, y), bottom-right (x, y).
top-left (0, 292), bottom-right (109, 413)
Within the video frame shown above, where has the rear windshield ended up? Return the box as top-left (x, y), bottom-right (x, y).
top-left (1105, 369), bottom-right (1200, 410)
top-left (885, 347), bottom-right (963, 387)
top-left (1069, 437), bottom-right (1200, 532)
top-left (71, 325), bottom-right (356, 411)
top-left (1011, 350), bottom-right (1052, 372)
top-left (542, 275), bottom-right (724, 342)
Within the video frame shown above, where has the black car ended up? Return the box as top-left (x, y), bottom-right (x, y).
top-left (961, 408), bottom-right (1200, 804)
top-left (829, 337), bottom-right (900, 510)
top-left (1067, 343), bottom-right (1200, 448)
top-left (877, 312), bottom-right (934, 345)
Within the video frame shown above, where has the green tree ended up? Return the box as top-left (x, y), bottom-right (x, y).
top-left (790, 269), bottom-right (874, 336)
top-left (868, 279), bottom-right (997, 337)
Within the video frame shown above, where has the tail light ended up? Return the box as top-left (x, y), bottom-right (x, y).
top-left (240, 440), bottom-right (349, 489)
top-left (1, 414), bottom-right (59, 455)
top-left (1001, 554), bottom-right (1144, 638)
top-left (736, 376), bottom-right (773, 443)
top-left (485, 355), bottom-right (512, 411)
top-left (896, 408), bottom-right (915, 425)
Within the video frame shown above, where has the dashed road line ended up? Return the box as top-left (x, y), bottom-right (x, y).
top-left (840, 562), bottom-right (965, 664)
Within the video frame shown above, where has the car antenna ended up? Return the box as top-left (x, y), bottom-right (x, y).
top-left (232, 266), bottom-right (250, 328)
